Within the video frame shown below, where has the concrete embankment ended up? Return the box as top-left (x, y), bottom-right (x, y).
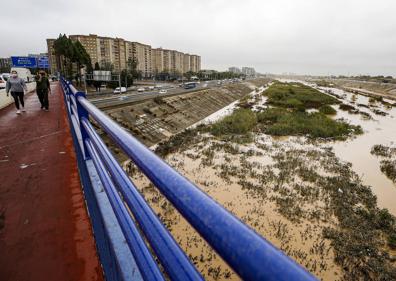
top-left (103, 79), bottom-right (270, 149)
top-left (330, 79), bottom-right (396, 100)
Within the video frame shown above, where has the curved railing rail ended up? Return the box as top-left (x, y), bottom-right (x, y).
top-left (60, 78), bottom-right (317, 281)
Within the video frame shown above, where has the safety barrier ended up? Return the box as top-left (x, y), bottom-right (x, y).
top-left (60, 77), bottom-right (317, 281)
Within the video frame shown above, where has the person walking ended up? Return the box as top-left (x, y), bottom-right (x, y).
top-left (36, 70), bottom-right (51, 111)
top-left (6, 70), bottom-right (27, 114)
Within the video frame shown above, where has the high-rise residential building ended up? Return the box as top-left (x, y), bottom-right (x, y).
top-left (229, 67), bottom-right (241, 74)
top-left (151, 48), bottom-right (164, 75)
top-left (69, 34), bottom-right (100, 66)
top-left (242, 67), bottom-right (256, 77)
top-left (190, 55), bottom-right (200, 73)
top-left (183, 53), bottom-right (191, 73)
top-left (171, 50), bottom-right (184, 75)
top-left (0, 57), bottom-right (11, 71)
top-left (126, 42), bottom-right (152, 77)
top-left (162, 49), bottom-right (172, 73)
top-left (46, 34), bottom-right (201, 77)
top-left (46, 39), bottom-right (57, 74)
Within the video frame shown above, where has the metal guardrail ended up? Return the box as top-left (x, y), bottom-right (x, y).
top-left (60, 77), bottom-right (317, 281)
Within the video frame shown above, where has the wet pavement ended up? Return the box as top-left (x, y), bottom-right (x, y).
top-left (0, 83), bottom-right (103, 281)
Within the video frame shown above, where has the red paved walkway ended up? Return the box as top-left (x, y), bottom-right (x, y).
top-left (0, 83), bottom-right (103, 281)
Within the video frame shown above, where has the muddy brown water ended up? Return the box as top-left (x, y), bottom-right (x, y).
top-left (318, 86), bottom-right (396, 215)
top-left (280, 80), bottom-right (396, 215)
top-left (126, 83), bottom-right (396, 280)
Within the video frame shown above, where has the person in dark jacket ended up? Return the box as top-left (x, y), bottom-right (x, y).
top-left (6, 70), bottom-right (27, 114)
top-left (36, 70), bottom-right (51, 111)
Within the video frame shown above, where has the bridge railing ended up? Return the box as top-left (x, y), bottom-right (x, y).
top-left (60, 77), bottom-right (317, 281)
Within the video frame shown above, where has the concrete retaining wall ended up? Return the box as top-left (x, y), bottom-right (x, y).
top-left (0, 82), bottom-right (36, 110)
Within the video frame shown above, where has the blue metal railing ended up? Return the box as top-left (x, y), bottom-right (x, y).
top-left (60, 78), bottom-right (317, 281)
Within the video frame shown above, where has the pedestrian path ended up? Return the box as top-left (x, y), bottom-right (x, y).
top-left (0, 83), bottom-right (103, 281)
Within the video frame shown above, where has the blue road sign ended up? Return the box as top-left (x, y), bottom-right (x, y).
top-left (37, 56), bottom-right (49, 69)
top-left (11, 56), bottom-right (37, 68)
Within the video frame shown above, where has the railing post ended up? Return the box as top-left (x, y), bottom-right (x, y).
top-left (75, 91), bottom-right (90, 159)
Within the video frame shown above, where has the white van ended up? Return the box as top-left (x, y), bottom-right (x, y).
top-left (11, 67), bottom-right (34, 82)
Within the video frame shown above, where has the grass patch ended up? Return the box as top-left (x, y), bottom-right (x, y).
top-left (264, 82), bottom-right (339, 110)
top-left (319, 105), bottom-right (337, 115)
top-left (210, 109), bottom-right (257, 136)
top-left (257, 108), bottom-right (362, 139)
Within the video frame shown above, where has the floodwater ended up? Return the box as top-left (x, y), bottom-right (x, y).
top-left (127, 82), bottom-right (396, 280)
top-left (190, 82), bottom-right (396, 216)
top-left (318, 86), bottom-right (396, 215)
top-left (279, 80), bottom-right (396, 215)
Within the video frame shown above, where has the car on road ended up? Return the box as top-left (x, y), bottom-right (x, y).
top-left (0, 73), bottom-right (10, 88)
top-left (148, 86), bottom-right (155, 90)
top-left (113, 87), bottom-right (127, 94)
top-left (159, 89), bottom-right (167, 94)
top-left (183, 82), bottom-right (197, 89)
top-left (0, 77), bottom-right (6, 89)
top-left (137, 87), bottom-right (145, 92)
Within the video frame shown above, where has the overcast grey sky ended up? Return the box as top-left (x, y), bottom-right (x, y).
top-left (1, 0), bottom-right (395, 75)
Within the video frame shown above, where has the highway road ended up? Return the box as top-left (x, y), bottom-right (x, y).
top-left (90, 80), bottom-right (222, 109)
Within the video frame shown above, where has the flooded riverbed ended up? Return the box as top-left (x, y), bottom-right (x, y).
top-left (280, 80), bottom-right (396, 215)
top-left (318, 86), bottom-right (396, 215)
top-left (126, 82), bottom-right (396, 280)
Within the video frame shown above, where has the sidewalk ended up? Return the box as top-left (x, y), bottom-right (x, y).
top-left (0, 83), bottom-right (103, 281)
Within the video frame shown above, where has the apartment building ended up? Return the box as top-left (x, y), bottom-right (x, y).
top-left (183, 53), bottom-right (191, 73)
top-left (46, 39), bottom-right (57, 74)
top-left (152, 48), bottom-right (164, 75)
top-left (190, 55), bottom-right (201, 73)
top-left (47, 34), bottom-right (201, 77)
top-left (126, 42), bottom-right (152, 77)
top-left (229, 67), bottom-right (241, 74)
top-left (242, 67), bottom-right (256, 77)
top-left (69, 34), bottom-right (99, 66)
top-left (0, 57), bottom-right (11, 69)
top-left (171, 50), bottom-right (184, 75)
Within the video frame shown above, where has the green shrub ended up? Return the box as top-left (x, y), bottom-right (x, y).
top-left (257, 109), bottom-right (362, 139)
top-left (211, 109), bottom-right (257, 136)
top-left (319, 105), bottom-right (337, 115)
top-left (264, 82), bottom-right (339, 109)
top-left (376, 209), bottom-right (395, 230)
top-left (256, 108), bottom-right (286, 123)
top-left (388, 233), bottom-right (396, 249)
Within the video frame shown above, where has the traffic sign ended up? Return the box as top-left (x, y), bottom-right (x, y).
top-left (11, 56), bottom-right (37, 68)
top-left (37, 56), bottom-right (49, 69)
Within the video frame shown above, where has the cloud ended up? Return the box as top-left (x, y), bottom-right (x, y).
top-left (1, 0), bottom-right (395, 75)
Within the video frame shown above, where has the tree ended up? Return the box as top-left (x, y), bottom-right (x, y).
top-left (126, 58), bottom-right (139, 85)
top-left (53, 34), bottom-right (92, 80)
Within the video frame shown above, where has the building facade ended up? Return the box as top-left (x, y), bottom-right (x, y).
top-left (47, 34), bottom-right (201, 77)
top-left (46, 39), bottom-right (57, 74)
top-left (242, 67), bottom-right (256, 77)
top-left (0, 57), bottom-right (11, 71)
top-left (229, 67), bottom-right (241, 74)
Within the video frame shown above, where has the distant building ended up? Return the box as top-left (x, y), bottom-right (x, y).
top-left (0, 57), bottom-right (11, 71)
top-left (126, 41), bottom-right (152, 77)
top-left (242, 67), bottom-right (256, 77)
top-left (228, 67), bottom-right (241, 74)
top-left (46, 39), bottom-right (57, 74)
top-left (47, 34), bottom-right (201, 77)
